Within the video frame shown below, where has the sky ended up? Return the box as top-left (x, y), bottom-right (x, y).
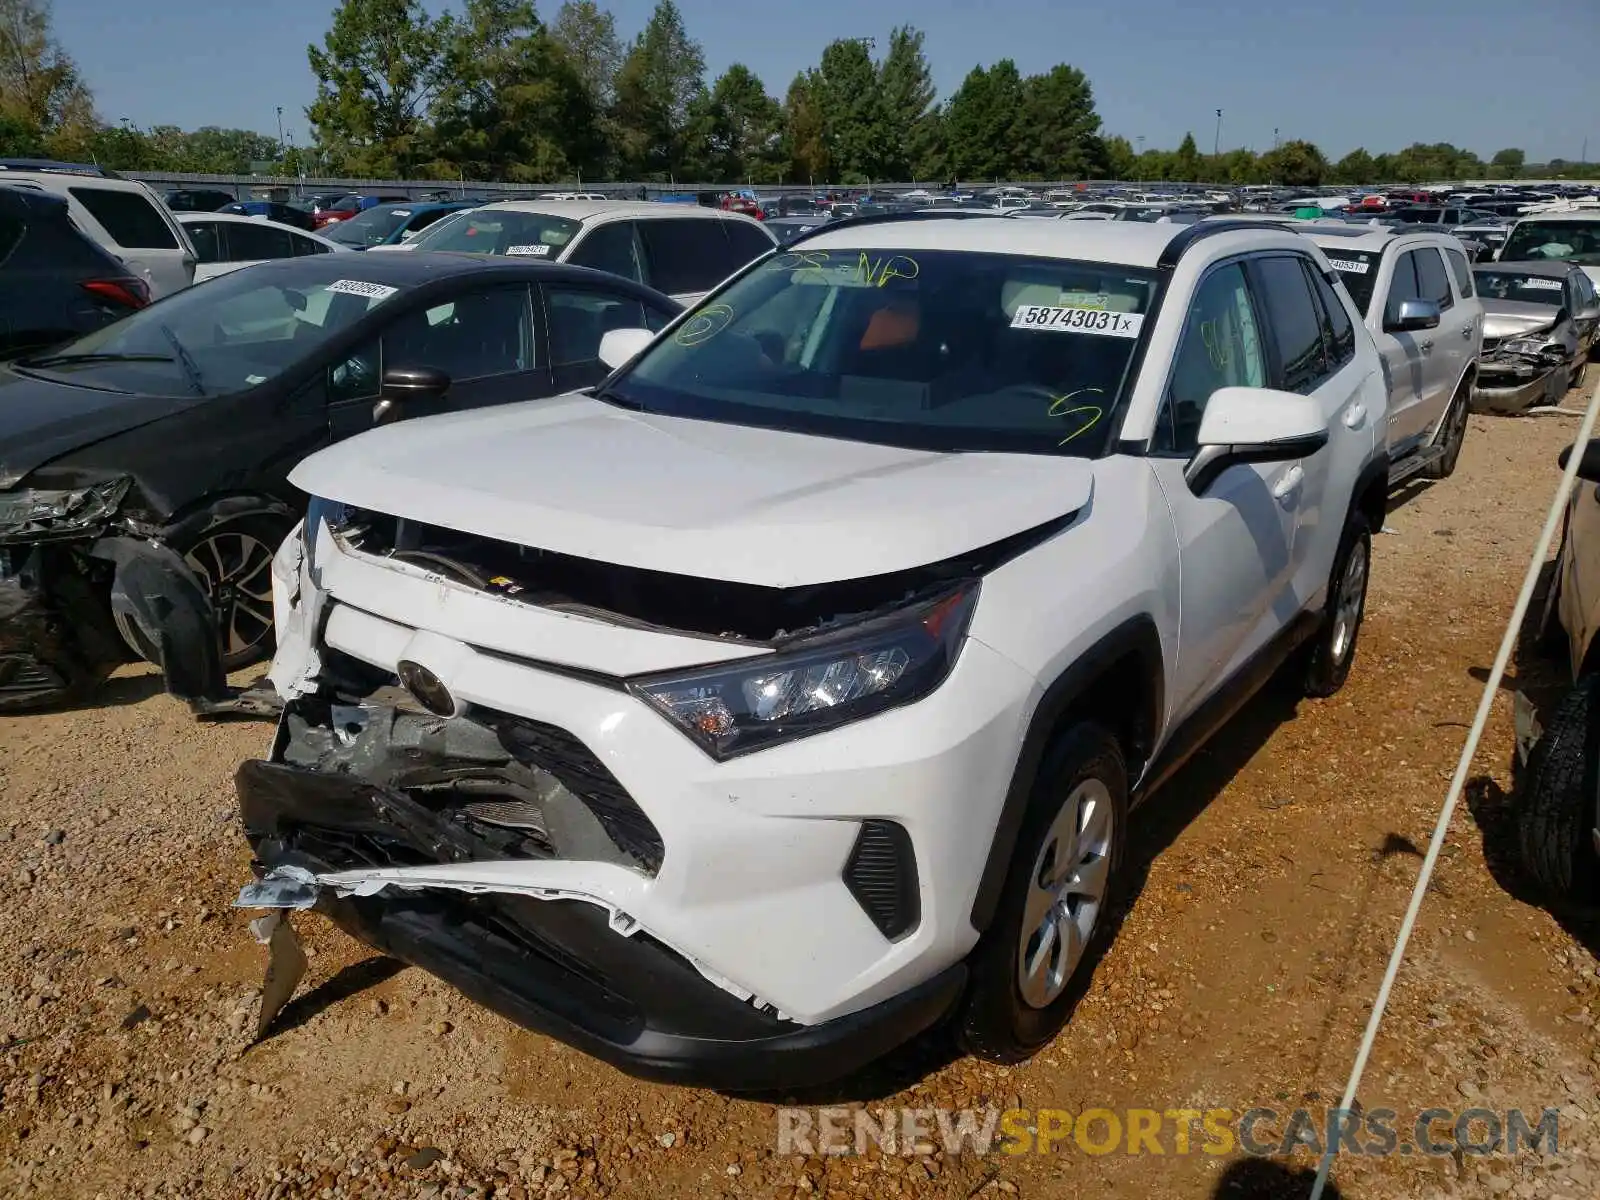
top-left (50, 0), bottom-right (1600, 165)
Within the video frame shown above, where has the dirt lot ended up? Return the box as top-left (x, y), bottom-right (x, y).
top-left (4, 410), bottom-right (1600, 1200)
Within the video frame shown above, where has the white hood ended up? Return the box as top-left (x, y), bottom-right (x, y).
top-left (290, 395), bottom-right (1095, 588)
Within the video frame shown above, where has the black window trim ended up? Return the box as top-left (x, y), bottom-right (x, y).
top-left (1243, 251), bottom-right (1333, 397)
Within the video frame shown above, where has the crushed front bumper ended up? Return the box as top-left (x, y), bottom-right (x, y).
top-left (1471, 360), bottom-right (1562, 414)
top-left (236, 758), bottom-right (966, 1089)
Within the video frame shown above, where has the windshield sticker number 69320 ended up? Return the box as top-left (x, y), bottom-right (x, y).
top-left (1011, 305), bottom-right (1144, 339)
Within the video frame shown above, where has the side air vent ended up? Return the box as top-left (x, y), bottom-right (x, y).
top-left (843, 820), bottom-right (920, 940)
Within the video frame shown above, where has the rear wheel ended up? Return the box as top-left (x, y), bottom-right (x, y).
top-left (114, 513), bottom-right (286, 672)
top-left (1518, 675), bottom-right (1600, 901)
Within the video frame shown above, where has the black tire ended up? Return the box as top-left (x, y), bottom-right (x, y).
top-left (1423, 384), bottom-right (1469, 480)
top-left (1302, 513), bottom-right (1372, 698)
top-left (1572, 358), bottom-right (1590, 395)
top-left (959, 723), bottom-right (1128, 1062)
top-left (115, 512), bottom-right (290, 673)
top-left (1518, 675), bottom-right (1600, 901)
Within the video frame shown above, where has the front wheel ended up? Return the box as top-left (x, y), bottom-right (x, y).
top-left (1301, 514), bottom-right (1372, 698)
top-left (114, 513), bottom-right (287, 672)
top-left (1518, 675), bottom-right (1600, 902)
top-left (959, 724), bottom-right (1128, 1061)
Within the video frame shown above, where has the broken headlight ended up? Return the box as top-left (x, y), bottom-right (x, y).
top-left (303, 496), bottom-right (349, 563)
top-left (0, 477), bottom-right (130, 543)
top-left (1501, 336), bottom-right (1551, 357)
top-left (631, 585), bottom-right (978, 759)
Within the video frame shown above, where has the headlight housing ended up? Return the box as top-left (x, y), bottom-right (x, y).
top-left (631, 585), bottom-right (978, 760)
top-left (1502, 336), bottom-right (1550, 357)
top-left (0, 478), bottom-right (130, 543)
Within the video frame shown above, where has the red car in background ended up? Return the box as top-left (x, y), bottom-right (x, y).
top-left (312, 193), bottom-right (408, 230)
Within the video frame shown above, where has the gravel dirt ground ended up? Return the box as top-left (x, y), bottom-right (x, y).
top-left (4, 410), bottom-right (1600, 1200)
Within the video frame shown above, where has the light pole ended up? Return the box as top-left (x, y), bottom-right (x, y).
top-left (276, 106), bottom-right (285, 156)
top-left (1213, 109), bottom-right (1222, 160)
top-left (1135, 135), bottom-right (1145, 187)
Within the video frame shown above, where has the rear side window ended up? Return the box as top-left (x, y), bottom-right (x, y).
top-left (1307, 262), bottom-right (1357, 373)
top-left (186, 221), bottom-right (223, 263)
top-left (1416, 248), bottom-right (1454, 310)
top-left (1252, 255), bottom-right (1329, 395)
top-left (638, 218), bottom-right (743, 295)
top-left (69, 186), bottom-right (178, 249)
top-left (1444, 248), bottom-right (1474, 297)
top-left (225, 221), bottom-right (297, 261)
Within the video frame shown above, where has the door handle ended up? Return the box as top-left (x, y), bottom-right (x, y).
top-left (1271, 464), bottom-right (1305, 500)
top-left (1343, 403), bottom-right (1366, 429)
top-left (1461, 325), bottom-right (1475, 339)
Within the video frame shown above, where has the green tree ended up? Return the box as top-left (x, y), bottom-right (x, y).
top-left (0, 0), bottom-right (93, 149)
top-left (426, 0), bottom-right (600, 183)
top-left (1490, 147), bottom-right (1525, 178)
top-left (1101, 135), bottom-right (1135, 180)
top-left (1332, 147), bottom-right (1376, 185)
top-left (550, 0), bottom-right (621, 108)
top-left (780, 71), bottom-right (828, 184)
top-left (1015, 64), bottom-right (1102, 180)
top-left (1258, 138), bottom-right (1326, 187)
top-left (612, 0), bottom-right (705, 178)
top-left (1171, 131), bottom-right (1201, 182)
top-left (306, 0), bottom-right (446, 177)
top-left (811, 37), bottom-right (891, 184)
top-left (877, 26), bottom-right (940, 182)
top-left (943, 60), bottom-right (1024, 181)
top-left (688, 63), bottom-right (780, 182)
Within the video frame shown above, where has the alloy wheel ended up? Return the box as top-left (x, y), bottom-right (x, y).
top-left (186, 530), bottom-right (277, 662)
top-left (1330, 537), bottom-right (1369, 665)
top-left (1017, 778), bottom-right (1115, 1009)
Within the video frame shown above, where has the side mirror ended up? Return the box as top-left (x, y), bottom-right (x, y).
top-left (1558, 441), bottom-right (1600, 485)
top-left (598, 327), bottom-right (655, 372)
top-left (1385, 298), bottom-right (1442, 333)
top-left (1186, 386), bottom-right (1331, 495)
top-left (371, 365), bottom-right (450, 425)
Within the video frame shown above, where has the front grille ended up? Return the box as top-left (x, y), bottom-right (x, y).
top-left (491, 716), bottom-right (665, 873)
top-left (1481, 335), bottom-right (1502, 356)
top-left (843, 820), bottom-right (920, 940)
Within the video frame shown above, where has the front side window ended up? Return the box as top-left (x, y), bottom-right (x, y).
top-left (610, 248), bottom-right (1158, 456)
top-left (1383, 251), bottom-right (1425, 329)
top-left (1253, 255), bottom-right (1329, 395)
top-left (411, 208), bottom-right (580, 257)
top-left (69, 186), bottom-right (178, 249)
top-left (381, 286), bottom-right (533, 383)
top-left (1502, 220), bottom-right (1600, 266)
top-left (1157, 262), bottom-right (1266, 453)
top-left (1307, 262), bottom-right (1357, 373)
top-left (1415, 247), bottom-right (1455, 310)
top-left (545, 286), bottom-right (664, 368)
top-left (566, 221), bottom-right (644, 283)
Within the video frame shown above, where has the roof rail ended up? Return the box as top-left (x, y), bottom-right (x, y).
top-left (784, 208), bottom-right (999, 248)
top-left (0, 158), bottom-right (121, 179)
top-left (1156, 218), bottom-right (1295, 269)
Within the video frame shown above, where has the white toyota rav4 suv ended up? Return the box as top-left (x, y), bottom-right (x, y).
top-left (237, 217), bottom-right (1391, 1088)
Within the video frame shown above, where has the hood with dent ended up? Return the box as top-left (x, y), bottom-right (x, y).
top-left (1482, 301), bottom-right (1561, 341)
top-left (291, 394), bottom-right (1095, 588)
top-left (0, 368), bottom-right (203, 489)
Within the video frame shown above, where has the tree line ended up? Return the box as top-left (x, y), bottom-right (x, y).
top-left (3, 0), bottom-right (1596, 185)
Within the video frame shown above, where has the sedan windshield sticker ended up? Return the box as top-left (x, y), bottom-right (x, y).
top-left (505, 244), bottom-right (551, 256)
top-left (1518, 277), bottom-right (1564, 291)
top-left (1011, 305), bottom-right (1144, 338)
top-left (326, 279), bottom-right (399, 301)
top-left (1326, 258), bottom-right (1370, 275)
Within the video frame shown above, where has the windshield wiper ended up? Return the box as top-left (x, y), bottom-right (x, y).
top-left (17, 352), bottom-right (176, 368)
top-left (591, 381), bottom-right (645, 411)
top-left (157, 323), bottom-right (206, 396)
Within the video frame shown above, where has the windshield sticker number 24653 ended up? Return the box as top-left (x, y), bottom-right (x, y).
top-left (1012, 305), bottom-right (1144, 339)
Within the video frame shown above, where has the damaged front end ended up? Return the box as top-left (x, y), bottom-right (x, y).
top-left (1472, 336), bottom-right (1571, 414)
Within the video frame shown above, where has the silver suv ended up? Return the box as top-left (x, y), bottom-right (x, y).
top-left (1301, 224), bottom-right (1483, 485)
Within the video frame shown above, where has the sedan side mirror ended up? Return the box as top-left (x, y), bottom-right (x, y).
top-left (1186, 386), bottom-right (1331, 495)
top-left (1385, 299), bottom-right (1442, 334)
top-left (598, 327), bottom-right (655, 372)
top-left (372, 365), bottom-right (451, 425)
top-left (1558, 441), bottom-right (1600, 485)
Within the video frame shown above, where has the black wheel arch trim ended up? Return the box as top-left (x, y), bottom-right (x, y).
top-left (156, 491), bottom-right (298, 549)
top-left (968, 613), bottom-right (1164, 934)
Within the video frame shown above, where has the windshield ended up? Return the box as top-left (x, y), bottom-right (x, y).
top-left (1320, 249), bottom-right (1383, 315)
top-left (1501, 220), bottom-right (1600, 266)
top-left (325, 206), bottom-right (412, 247)
top-left (15, 268), bottom-right (400, 396)
top-left (606, 248), bottom-right (1159, 456)
top-left (1473, 270), bottom-right (1568, 307)
top-left (411, 208), bottom-right (581, 257)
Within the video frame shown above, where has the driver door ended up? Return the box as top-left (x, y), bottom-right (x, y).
top-left (1145, 257), bottom-right (1300, 725)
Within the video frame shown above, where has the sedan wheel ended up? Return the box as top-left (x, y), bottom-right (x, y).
top-left (1017, 778), bottom-right (1116, 1010)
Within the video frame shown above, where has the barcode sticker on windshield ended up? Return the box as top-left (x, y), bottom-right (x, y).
top-left (327, 279), bottom-right (398, 301)
top-left (505, 244), bottom-right (551, 256)
top-left (1519, 278), bottom-right (1564, 291)
top-left (1011, 305), bottom-right (1144, 338)
top-left (1326, 258), bottom-right (1370, 275)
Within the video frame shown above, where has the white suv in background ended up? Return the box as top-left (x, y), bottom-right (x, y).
top-left (1301, 224), bottom-right (1483, 485)
top-left (237, 217), bottom-right (1391, 1089)
top-left (0, 160), bottom-right (197, 297)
